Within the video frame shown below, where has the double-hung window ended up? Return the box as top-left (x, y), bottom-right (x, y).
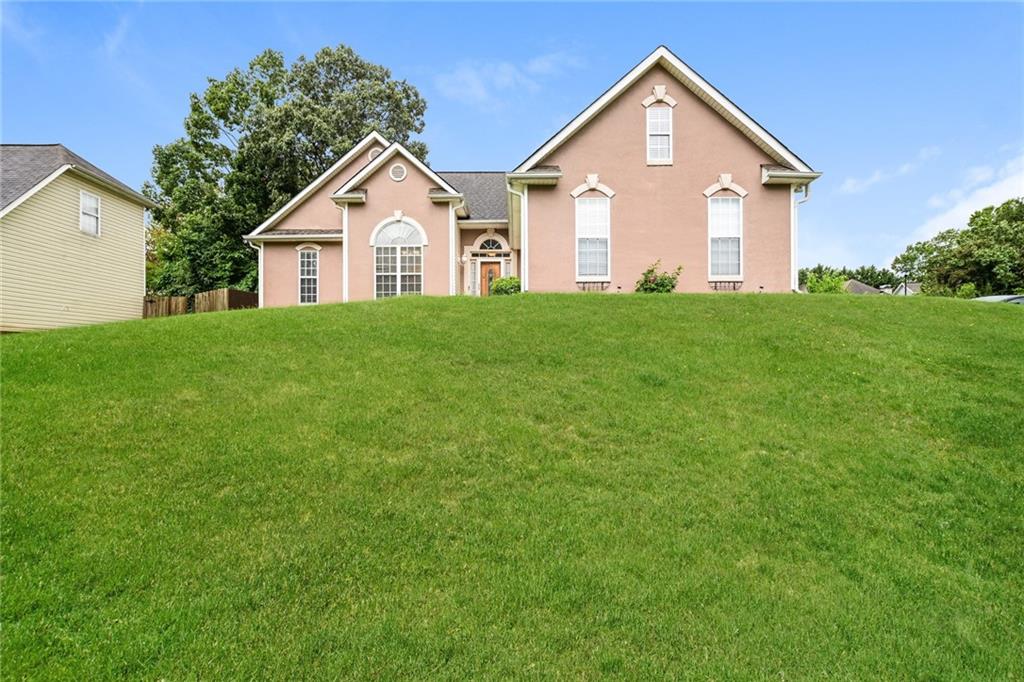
top-left (708, 196), bottom-right (742, 278)
top-left (576, 195), bottom-right (610, 281)
top-left (80, 191), bottom-right (100, 235)
top-left (298, 248), bottom-right (319, 304)
top-left (374, 221), bottom-right (424, 298)
top-left (646, 105), bottom-right (672, 164)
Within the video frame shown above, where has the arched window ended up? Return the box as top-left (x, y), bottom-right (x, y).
top-left (374, 220), bottom-right (424, 298)
top-left (297, 245), bottom-right (319, 304)
top-left (479, 238), bottom-right (503, 251)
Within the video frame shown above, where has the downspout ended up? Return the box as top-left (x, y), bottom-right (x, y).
top-left (792, 183), bottom-right (812, 292)
top-left (507, 182), bottom-right (528, 291)
top-left (341, 205), bottom-right (349, 302)
top-left (246, 240), bottom-right (263, 307)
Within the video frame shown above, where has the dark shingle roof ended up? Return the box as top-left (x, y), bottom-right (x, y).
top-left (437, 172), bottom-right (507, 221)
top-left (844, 279), bottom-right (882, 295)
top-left (1, 144), bottom-right (149, 210)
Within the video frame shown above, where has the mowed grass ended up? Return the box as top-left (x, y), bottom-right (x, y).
top-left (2, 294), bottom-right (1022, 678)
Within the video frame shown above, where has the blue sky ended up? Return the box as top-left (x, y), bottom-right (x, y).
top-left (3, 2), bottom-right (1022, 268)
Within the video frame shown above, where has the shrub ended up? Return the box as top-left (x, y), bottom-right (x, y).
top-left (489, 276), bottom-right (521, 296)
top-left (805, 272), bottom-right (846, 294)
top-left (635, 261), bottom-right (683, 293)
top-left (955, 282), bottom-right (978, 299)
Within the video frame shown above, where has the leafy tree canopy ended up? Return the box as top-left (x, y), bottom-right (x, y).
top-left (145, 45), bottom-right (428, 294)
top-left (799, 264), bottom-right (899, 289)
top-left (891, 197), bottom-right (1024, 296)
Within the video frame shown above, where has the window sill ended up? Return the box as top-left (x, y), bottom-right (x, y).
top-left (646, 160), bottom-right (673, 166)
top-left (708, 276), bottom-right (743, 283)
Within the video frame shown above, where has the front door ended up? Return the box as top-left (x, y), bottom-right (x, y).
top-left (479, 262), bottom-right (501, 296)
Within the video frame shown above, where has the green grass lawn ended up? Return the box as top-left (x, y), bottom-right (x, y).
top-left (3, 294), bottom-right (1022, 678)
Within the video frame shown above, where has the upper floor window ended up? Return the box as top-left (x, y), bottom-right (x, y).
top-left (708, 196), bottom-right (742, 279)
top-left (576, 195), bottom-right (610, 281)
top-left (80, 191), bottom-right (100, 236)
top-left (646, 105), bottom-right (672, 165)
top-left (374, 220), bottom-right (423, 298)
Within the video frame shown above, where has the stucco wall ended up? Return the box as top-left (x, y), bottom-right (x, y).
top-left (0, 172), bottom-right (146, 331)
top-left (525, 64), bottom-right (793, 293)
top-left (272, 152), bottom-right (372, 233)
top-left (262, 241), bottom-right (343, 307)
top-left (345, 160), bottom-right (453, 301)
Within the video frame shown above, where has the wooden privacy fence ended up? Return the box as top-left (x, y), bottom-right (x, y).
top-left (194, 288), bottom-right (258, 314)
top-left (143, 288), bottom-right (258, 319)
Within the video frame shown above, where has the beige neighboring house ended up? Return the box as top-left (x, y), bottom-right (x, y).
top-left (245, 46), bottom-right (821, 305)
top-left (0, 144), bottom-right (155, 331)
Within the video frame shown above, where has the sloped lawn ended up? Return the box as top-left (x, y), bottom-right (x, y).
top-left (2, 294), bottom-right (1022, 678)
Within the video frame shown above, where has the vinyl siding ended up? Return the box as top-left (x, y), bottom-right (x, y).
top-left (0, 172), bottom-right (146, 331)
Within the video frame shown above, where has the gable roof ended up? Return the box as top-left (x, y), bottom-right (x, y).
top-left (438, 172), bottom-right (508, 221)
top-left (332, 142), bottom-right (460, 197)
top-left (1, 144), bottom-right (154, 216)
top-left (247, 131), bottom-right (389, 237)
top-left (513, 45), bottom-right (815, 175)
top-left (844, 279), bottom-right (883, 295)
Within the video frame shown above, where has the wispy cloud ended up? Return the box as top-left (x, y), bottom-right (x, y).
top-left (435, 51), bottom-right (586, 110)
top-left (839, 145), bottom-right (941, 194)
top-left (909, 153), bottom-right (1024, 243)
top-left (103, 14), bottom-right (131, 59)
top-left (0, 4), bottom-right (46, 61)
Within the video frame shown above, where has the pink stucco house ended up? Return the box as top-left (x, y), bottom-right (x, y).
top-left (244, 46), bottom-right (820, 305)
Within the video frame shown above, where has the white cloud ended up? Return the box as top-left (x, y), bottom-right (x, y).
top-left (435, 51), bottom-right (585, 110)
top-left (103, 15), bottom-right (131, 59)
top-left (0, 4), bottom-right (45, 60)
top-left (839, 145), bottom-right (941, 194)
top-left (909, 153), bottom-right (1024, 243)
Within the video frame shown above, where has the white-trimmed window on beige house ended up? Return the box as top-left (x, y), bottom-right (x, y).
top-left (80, 190), bottom-right (100, 236)
top-left (575, 195), bottom-right (611, 281)
top-left (297, 244), bottom-right (320, 304)
top-left (646, 105), bottom-right (672, 165)
top-left (708, 196), bottom-right (743, 280)
top-left (373, 219), bottom-right (424, 298)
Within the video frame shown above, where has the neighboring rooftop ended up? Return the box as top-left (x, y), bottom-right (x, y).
top-left (844, 279), bottom-right (883, 295)
top-left (438, 172), bottom-right (508, 221)
top-left (0, 144), bottom-right (151, 211)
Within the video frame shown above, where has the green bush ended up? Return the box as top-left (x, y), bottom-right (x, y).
top-left (805, 272), bottom-right (846, 294)
top-left (489, 276), bottom-right (521, 296)
top-left (955, 282), bottom-right (978, 299)
top-left (635, 261), bottom-right (683, 293)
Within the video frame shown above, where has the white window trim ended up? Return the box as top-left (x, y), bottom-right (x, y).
top-left (297, 245), bottom-right (320, 305)
top-left (707, 195), bottom-right (743, 282)
top-left (79, 190), bottom-right (101, 236)
top-left (373, 244), bottom-right (424, 299)
top-left (646, 104), bottom-right (673, 166)
top-left (575, 194), bottom-right (612, 283)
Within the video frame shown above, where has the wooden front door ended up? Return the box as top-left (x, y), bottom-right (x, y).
top-left (479, 262), bottom-right (501, 296)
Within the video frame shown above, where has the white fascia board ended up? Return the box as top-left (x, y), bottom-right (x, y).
top-left (762, 168), bottom-right (823, 185)
top-left (245, 232), bottom-right (344, 242)
top-left (247, 131), bottom-right (389, 237)
top-left (514, 46), bottom-right (814, 174)
top-left (0, 164), bottom-right (73, 219)
top-left (333, 142), bottom-right (460, 197)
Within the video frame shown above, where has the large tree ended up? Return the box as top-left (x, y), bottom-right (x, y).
top-left (892, 197), bottom-right (1024, 296)
top-left (145, 45), bottom-right (428, 294)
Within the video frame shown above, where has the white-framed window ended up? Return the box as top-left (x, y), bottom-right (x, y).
top-left (646, 105), bottom-right (672, 164)
top-left (374, 221), bottom-right (423, 298)
top-left (708, 196), bottom-right (742, 279)
top-left (298, 248), bottom-right (319, 304)
top-left (389, 163), bottom-right (407, 182)
top-left (575, 195), bottom-right (610, 281)
top-left (80, 190), bottom-right (100, 236)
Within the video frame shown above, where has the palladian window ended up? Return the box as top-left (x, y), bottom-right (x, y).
top-left (374, 221), bottom-right (423, 298)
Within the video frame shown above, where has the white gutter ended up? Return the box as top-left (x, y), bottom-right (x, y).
top-left (507, 182), bottom-right (528, 291)
top-left (792, 184), bottom-right (812, 292)
top-left (246, 240), bottom-right (264, 307)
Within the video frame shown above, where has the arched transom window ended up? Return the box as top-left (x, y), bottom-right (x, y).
top-left (374, 221), bottom-right (424, 298)
top-left (478, 238), bottom-right (504, 251)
